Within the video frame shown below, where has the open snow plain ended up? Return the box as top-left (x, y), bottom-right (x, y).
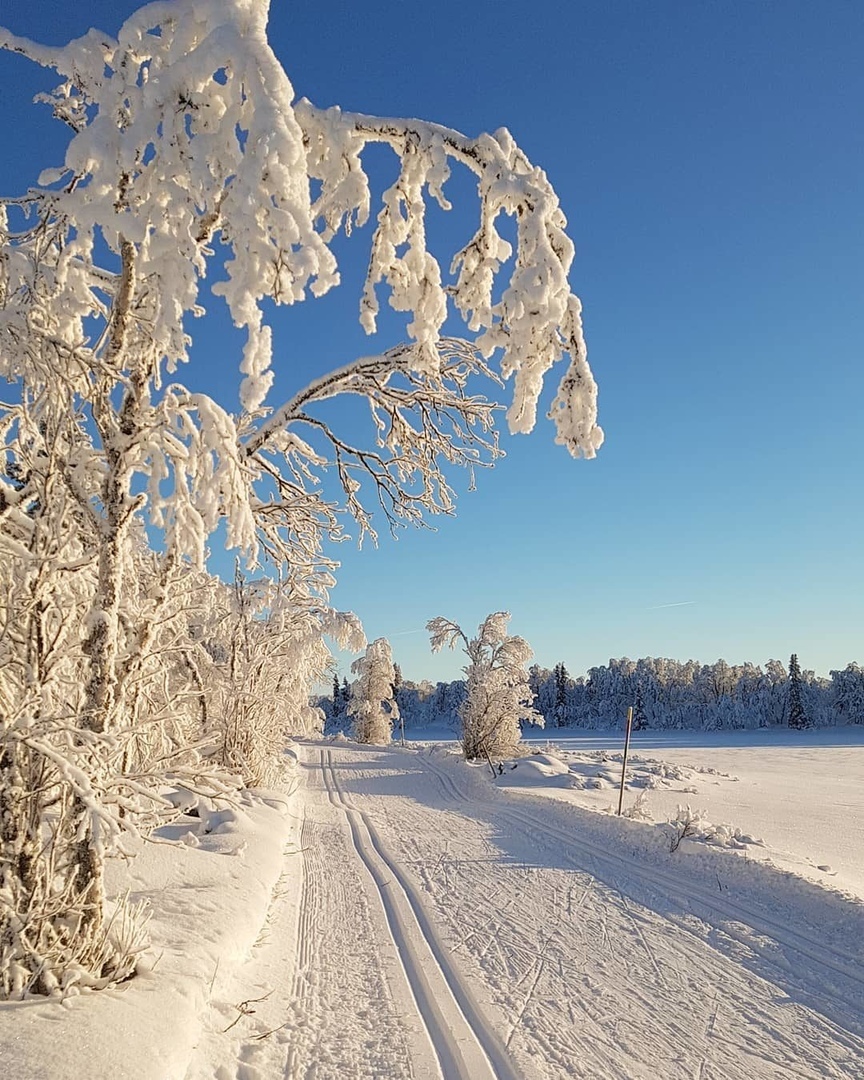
top-left (2, 732), bottom-right (863, 1079)
top-left (503, 726), bottom-right (864, 901)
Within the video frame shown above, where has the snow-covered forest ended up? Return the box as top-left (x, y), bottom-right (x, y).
top-left (325, 653), bottom-right (864, 733)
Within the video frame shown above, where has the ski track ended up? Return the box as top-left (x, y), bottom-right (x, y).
top-left (186, 743), bottom-right (864, 1079)
top-left (185, 755), bottom-right (422, 1080)
top-left (328, 745), bottom-right (864, 1080)
top-left (320, 747), bottom-right (521, 1080)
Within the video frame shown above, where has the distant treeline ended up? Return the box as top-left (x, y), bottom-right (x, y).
top-left (322, 656), bottom-right (864, 731)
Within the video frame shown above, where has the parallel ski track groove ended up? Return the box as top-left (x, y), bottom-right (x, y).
top-left (321, 749), bottom-right (521, 1080)
top-left (416, 753), bottom-right (864, 1077)
top-left (420, 753), bottom-right (864, 1003)
top-left (284, 807), bottom-right (313, 1080)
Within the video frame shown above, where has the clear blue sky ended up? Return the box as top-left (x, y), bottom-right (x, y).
top-left (1, 1), bottom-right (861, 682)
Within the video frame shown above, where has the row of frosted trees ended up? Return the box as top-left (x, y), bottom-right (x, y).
top-left (545, 655), bottom-right (863, 729)
top-left (327, 654), bottom-right (864, 734)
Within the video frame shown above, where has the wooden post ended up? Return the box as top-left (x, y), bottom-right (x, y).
top-left (617, 706), bottom-right (634, 816)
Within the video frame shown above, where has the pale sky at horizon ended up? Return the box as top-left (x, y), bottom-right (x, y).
top-left (1, 0), bottom-right (860, 683)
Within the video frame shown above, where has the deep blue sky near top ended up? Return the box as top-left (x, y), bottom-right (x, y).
top-left (1, 1), bottom-right (861, 682)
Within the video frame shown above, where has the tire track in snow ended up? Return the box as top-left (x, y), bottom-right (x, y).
top-left (320, 749), bottom-right (522, 1080)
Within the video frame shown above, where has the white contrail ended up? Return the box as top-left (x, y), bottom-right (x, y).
top-left (647, 601), bottom-right (696, 610)
top-left (389, 628), bottom-right (427, 637)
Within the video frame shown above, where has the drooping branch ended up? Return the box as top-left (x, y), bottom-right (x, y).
top-left (244, 343), bottom-right (501, 545)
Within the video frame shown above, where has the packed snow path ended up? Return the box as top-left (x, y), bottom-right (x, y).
top-left (187, 742), bottom-right (864, 1079)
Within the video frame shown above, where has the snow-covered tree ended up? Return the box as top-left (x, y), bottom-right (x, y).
top-left (427, 613), bottom-right (543, 759)
top-left (0, 0), bottom-right (601, 996)
top-left (788, 653), bottom-right (810, 730)
top-left (830, 663), bottom-right (864, 724)
top-left (348, 638), bottom-right (399, 745)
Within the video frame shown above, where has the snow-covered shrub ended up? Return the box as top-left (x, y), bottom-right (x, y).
top-left (427, 613), bottom-right (544, 759)
top-left (621, 791), bottom-right (653, 822)
top-left (666, 804), bottom-right (764, 853)
top-left (667, 805), bottom-right (707, 852)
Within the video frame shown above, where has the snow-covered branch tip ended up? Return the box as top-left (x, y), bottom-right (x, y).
top-left (2, 1), bottom-right (602, 459)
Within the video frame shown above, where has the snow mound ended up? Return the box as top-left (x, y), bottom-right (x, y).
top-left (497, 753), bottom-right (575, 787)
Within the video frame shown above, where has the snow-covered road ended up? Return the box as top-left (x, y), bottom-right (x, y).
top-left (186, 741), bottom-right (864, 1080)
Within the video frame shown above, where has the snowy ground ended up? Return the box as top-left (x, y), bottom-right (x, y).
top-left (2, 734), bottom-right (863, 1079)
top-left (500, 725), bottom-right (864, 901)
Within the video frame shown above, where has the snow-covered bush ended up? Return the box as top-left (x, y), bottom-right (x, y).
top-left (348, 638), bottom-right (399, 745)
top-left (427, 612), bottom-right (544, 759)
top-left (203, 572), bottom-right (365, 784)
top-left (666, 804), bottom-right (764, 853)
top-left (621, 791), bottom-right (653, 822)
top-left (667, 805), bottom-right (707, 852)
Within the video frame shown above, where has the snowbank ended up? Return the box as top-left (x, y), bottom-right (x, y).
top-left (0, 787), bottom-right (297, 1080)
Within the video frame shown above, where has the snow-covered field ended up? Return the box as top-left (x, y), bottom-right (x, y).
top-left (505, 726), bottom-right (864, 902)
top-left (2, 733), bottom-right (863, 1079)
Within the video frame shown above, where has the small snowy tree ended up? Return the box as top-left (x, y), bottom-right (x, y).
top-left (348, 638), bottom-right (399, 745)
top-left (427, 613), bottom-right (543, 759)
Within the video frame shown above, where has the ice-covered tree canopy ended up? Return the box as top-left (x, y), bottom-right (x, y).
top-left (0, 0), bottom-right (602, 562)
top-left (0, 0), bottom-right (605, 998)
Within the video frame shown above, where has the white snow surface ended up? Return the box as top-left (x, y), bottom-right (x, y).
top-left (2, 735), bottom-right (863, 1079)
top-left (504, 726), bottom-right (864, 901)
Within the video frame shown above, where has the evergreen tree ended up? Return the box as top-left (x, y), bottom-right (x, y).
top-left (632, 679), bottom-right (647, 731)
top-left (554, 662), bottom-right (570, 727)
top-left (788, 653), bottom-right (810, 729)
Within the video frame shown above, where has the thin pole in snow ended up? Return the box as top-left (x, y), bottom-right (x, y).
top-left (617, 706), bottom-right (634, 816)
